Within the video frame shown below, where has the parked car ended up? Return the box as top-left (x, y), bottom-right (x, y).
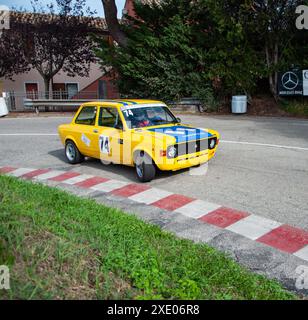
top-left (58, 99), bottom-right (220, 182)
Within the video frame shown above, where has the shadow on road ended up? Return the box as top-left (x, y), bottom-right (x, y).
top-left (48, 149), bottom-right (188, 183)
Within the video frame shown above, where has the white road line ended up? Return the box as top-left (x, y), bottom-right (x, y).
top-left (0, 133), bottom-right (58, 136)
top-left (1, 134), bottom-right (307, 152)
top-left (226, 215), bottom-right (282, 240)
top-left (175, 200), bottom-right (221, 219)
top-left (129, 188), bottom-right (173, 205)
top-left (221, 140), bottom-right (308, 151)
top-left (91, 180), bottom-right (129, 193)
top-left (294, 246), bottom-right (308, 262)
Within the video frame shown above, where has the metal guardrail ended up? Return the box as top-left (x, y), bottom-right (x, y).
top-left (23, 98), bottom-right (113, 113)
top-left (4, 92), bottom-right (202, 113)
top-left (4, 91), bottom-right (100, 112)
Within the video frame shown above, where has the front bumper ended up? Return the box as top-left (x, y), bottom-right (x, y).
top-left (156, 147), bottom-right (218, 171)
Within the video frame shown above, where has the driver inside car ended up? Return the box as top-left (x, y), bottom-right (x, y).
top-left (130, 109), bottom-right (151, 128)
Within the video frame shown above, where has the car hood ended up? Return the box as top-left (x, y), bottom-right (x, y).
top-left (146, 125), bottom-right (214, 143)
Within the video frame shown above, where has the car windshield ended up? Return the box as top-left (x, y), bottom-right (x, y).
top-left (121, 105), bottom-right (178, 129)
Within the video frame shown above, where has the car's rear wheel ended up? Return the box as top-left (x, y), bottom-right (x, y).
top-left (135, 152), bottom-right (156, 183)
top-left (65, 140), bottom-right (84, 164)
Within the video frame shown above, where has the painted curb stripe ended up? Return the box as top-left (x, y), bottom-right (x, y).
top-left (176, 199), bottom-right (221, 219)
top-left (21, 169), bottom-right (51, 179)
top-left (34, 170), bottom-right (64, 181)
top-left (294, 246), bottom-right (308, 262)
top-left (257, 225), bottom-right (308, 254)
top-left (0, 166), bottom-right (16, 173)
top-left (49, 171), bottom-right (80, 182)
top-left (199, 207), bottom-right (250, 228)
top-left (75, 176), bottom-right (110, 188)
top-left (151, 194), bottom-right (195, 211)
top-left (2, 166), bottom-right (308, 262)
top-left (128, 188), bottom-right (173, 205)
top-left (226, 214), bottom-right (283, 240)
top-left (111, 184), bottom-right (151, 198)
top-left (91, 180), bottom-right (129, 193)
top-left (9, 168), bottom-right (35, 177)
top-left (63, 174), bottom-right (94, 185)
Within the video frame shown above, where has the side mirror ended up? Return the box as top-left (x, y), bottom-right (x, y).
top-left (176, 117), bottom-right (182, 123)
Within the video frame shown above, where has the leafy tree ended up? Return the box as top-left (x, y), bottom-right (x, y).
top-left (96, 0), bottom-right (260, 106)
top-left (238, 0), bottom-right (307, 97)
top-left (14, 0), bottom-right (99, 98)
top-left (96, 0), bottom-right (308, 103)
top-left (0, 29), bottom-right (29, 79)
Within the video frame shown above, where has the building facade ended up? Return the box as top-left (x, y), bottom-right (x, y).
top-left (0, 12), bottom-right (119, 111)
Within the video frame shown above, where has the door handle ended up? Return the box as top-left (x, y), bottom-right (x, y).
top-left (93, 129), bottom-right (98, 133)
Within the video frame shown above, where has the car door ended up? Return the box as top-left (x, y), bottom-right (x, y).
top-left (73, 105), bottom-right (99, 157)
top-left (97, 106), bottom-right (124, 164)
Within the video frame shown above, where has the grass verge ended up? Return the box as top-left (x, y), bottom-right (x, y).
top-left (279, 98), bottom-right (308, 117)
top-left (0, 175), bottom-right (295, 300)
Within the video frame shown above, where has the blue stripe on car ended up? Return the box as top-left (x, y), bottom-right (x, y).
top-left (147, 126), bottom-right (213, 143)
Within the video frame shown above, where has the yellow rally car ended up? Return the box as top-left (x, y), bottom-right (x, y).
top-left (58, 100), bottom-right (220, 182)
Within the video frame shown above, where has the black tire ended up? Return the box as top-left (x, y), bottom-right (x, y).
top-left (135, 152), bottom-right (156, 183)
top-left (65, 140), bottom-right (84, 164)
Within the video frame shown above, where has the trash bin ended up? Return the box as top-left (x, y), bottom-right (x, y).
top-left (0, 97), bottom-right (9, 117)
top-left (232, 96), bottom-right (247, 114)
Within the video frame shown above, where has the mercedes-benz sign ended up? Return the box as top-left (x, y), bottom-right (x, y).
top-left (281, 72), bottom-right (299, 90)
top-left (278, 70), bottom-right (303, 96)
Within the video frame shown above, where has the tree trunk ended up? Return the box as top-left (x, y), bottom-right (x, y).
top-left (43, 77), bottom-right (51, 112)
top-left (44, 78), bottom-right (50, 99)
top-left (102, 0), bottom-right (128, 47)
top-left (265, 42), bottom-right (278, 99)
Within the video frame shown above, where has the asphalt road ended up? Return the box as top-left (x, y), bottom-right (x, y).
top-left (0, 114), bottom-right (308, 229)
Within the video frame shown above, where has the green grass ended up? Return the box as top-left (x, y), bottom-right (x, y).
top-left (279, 98), bottom-right (308, 117)
top-left (0, 175), bottom-right (295, 300)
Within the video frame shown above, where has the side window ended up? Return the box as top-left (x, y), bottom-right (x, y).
top-left (75, 106), bottom-right (97, 125)
top-left (98, 107), bottom-right (123, 129)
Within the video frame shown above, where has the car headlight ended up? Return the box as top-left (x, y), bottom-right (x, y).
top-left (167, 146), bottom-right (177, 159)
top-left (208, 138), bottom-right (217, 150)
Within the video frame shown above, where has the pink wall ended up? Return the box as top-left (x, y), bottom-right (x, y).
top-left (0, 62), bottom-right (104, 94)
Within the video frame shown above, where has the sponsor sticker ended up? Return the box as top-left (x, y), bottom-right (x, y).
top-left (81, 133), bottom-right (91, 147)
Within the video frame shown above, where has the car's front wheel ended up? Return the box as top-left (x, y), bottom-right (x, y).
top-left (65, 140), bottom-right (84, 164)
top-left (135, 152), bottom-right (156, 183)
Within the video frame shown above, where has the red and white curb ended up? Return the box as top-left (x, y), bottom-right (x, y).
top-left (1, 166), bottom-right (307, 262)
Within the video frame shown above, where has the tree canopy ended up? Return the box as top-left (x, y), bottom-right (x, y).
top-left (98, 0), bottom-right (308, 106)
top-left (1, 0), bottom-right (102, 97)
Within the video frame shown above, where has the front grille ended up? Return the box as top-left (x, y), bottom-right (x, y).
top-left (176, 138), bottom-right (217, 157)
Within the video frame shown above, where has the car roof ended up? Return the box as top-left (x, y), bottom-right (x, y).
top-left (81, 99), bottom-right (165, 107)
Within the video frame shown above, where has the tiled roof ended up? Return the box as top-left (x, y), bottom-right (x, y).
top-left (138, 0), bottom-right (161, 4)
top-left (10, 11), bottom-right (108, 31)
